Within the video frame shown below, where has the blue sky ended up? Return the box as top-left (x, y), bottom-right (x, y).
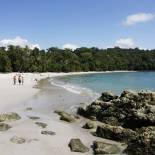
top-left (0, 0), bottom-right (155, 49)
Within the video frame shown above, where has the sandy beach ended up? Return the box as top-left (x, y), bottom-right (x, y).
top-left (0, 72), bottom-right (127, 155)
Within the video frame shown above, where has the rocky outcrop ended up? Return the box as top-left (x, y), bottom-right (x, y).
top-left (0, 123), bottom-right (12, 131)
top-left (78, 90), bottom-right (155, 154)
top-left (69, 139), bottom-right (89, 153)
top-left (78, 90), bottom-right (155, 129)
top-left (93, 141), bottom-right (120, 154)
top-left (124, 126), bottom-right (155, 155)
top-left (0, 112), bottom-right (21, 122)
top-left (55, 110), bottom-right (76, 123)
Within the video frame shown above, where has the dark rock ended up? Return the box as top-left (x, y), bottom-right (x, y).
top-left (69, 138), bottom-right (89, 153)
top-left (100, 92), bottom-right (118, 102)
top-left (83, 121), bottom-right (96, 129)
top-left (101, 116), bottom-right (120, 126)
top-left (125, 126), bottom-right (155, 155)
top-left (41, 131), bottom-right (55, 135)
top-left (10, 136), bottom-right (26, 144)
top-left (96, 124), bottom-right (137, 143)
top-left (93, 141), bottom-right (120, 154)
top-left (0, 123), bottom-right (12, 131)
top-left (35, 122), bottom-right (47, 128)
top-left (0, 112), bottom-right (21, 122)
top-left (77, 107), bottom-right (86, 116)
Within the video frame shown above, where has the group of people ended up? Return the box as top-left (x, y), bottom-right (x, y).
top-left (13, 74), bottom-right (24, 85)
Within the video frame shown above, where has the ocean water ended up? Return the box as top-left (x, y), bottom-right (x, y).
top-left (51, 72), bottom-right (155, 97)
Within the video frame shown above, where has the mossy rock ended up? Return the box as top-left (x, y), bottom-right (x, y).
top-left (93, 141), bottom-right (120, 154)
top-left (10, 136), bottom-right (26, 144)
top-left (41, 131), bottom-right (56, 136)
top-left (69, 138), bottom-right (89, 153)
top-left (83, 121), bottom-right (96, 129)
top-left (0, 112), bottom-right (21, 122)
top-left (55, 110), bottom-right (76, 123)
top-left (0, 123), bottom-right (12, 131)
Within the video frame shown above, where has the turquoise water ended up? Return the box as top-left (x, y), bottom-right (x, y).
top-left (54, 72), bottom-right (155, 95)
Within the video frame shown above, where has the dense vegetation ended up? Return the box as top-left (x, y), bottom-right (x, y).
top-left (0, 45), bottom-right (155, 72)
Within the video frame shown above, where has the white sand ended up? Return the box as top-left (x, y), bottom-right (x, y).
top-left (0, 72), bottom-right (126, 155)
top-left (0, 71), bottom-right (133, 111)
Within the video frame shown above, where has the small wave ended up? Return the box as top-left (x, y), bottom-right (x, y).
top-left (50, 78), bottom-right (100, 100)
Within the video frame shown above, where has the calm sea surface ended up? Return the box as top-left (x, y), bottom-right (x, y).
top-left (53, 72), bottom-right (155, 95)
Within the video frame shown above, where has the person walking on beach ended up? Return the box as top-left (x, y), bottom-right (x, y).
top-left (21, 76), bottom-right (24, 85)
top-left (13, 75), bottom-right (16, 85)
top-left (18, 75), bottom-right (22, 85)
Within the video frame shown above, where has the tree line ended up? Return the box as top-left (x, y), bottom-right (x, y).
top-left (0, 45), bottom-right (155, 72)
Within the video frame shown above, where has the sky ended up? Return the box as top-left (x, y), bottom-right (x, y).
top-left (0, 0), bottom-right (155, 50)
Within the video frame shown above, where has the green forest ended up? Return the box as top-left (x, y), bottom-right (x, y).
top-left (0, 45), bottom-right (155, 72)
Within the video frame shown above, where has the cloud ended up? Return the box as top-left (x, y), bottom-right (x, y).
top-left (115, 38), bottom-right (136, 49)
top-left (62, 43), bottom-right (78, 50)
top-left (123, 13), bottom-right (155, 26)
top-left (0, 36), bottom-right (40, 49)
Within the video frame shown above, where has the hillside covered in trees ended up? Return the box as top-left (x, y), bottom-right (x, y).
top-left (0, 45), bottom-right (155, 72)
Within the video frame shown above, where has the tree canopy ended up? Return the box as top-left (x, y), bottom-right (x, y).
top-left (0, 45), bottom-right (155, 72)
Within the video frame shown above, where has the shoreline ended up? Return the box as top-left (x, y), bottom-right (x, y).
top-left (0, 70), bottom-right (136, 111)
top-left (0, 71), bottom-right (127, 155)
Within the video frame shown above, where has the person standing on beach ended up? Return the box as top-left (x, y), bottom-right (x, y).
top-left (13, 75), bottom-right (16, 85)
top-left (21, 76), bottom-right (24, 85)
top-left (18, 75), bottom-right (22, 85)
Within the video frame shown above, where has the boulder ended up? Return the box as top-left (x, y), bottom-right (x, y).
top-left (35, 122), bottom-right (47, 128)
top-left (0, 123), bottom-right (11, 131)
top-left (0, 112), bottom-right (21, 122)
top-left (55, 110), bottom-right (76, 123)
top-left (93, 141), bottom-right (120, 154)
top-left (96, 124), bottom-right (137, 143)
top-left (41, 131), bottom-right (55, 136)
top-left (83, 121), bottom-right (96, 129)
top-left (100, 92), bottom-right (118, 102)
top-left (10, 136), bottom-right (26, 144)
top-left (69, 139), bottom-right (89, 153)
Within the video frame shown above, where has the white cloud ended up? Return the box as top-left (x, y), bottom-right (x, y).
top-left (0, 36), bottom-right (40, 49)
top-left (115, 38), bottom-right (136, 49)
top-left (62, 43), bottom-right (78, 50)
top-left (123, 13), bottom-right (155, 26)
